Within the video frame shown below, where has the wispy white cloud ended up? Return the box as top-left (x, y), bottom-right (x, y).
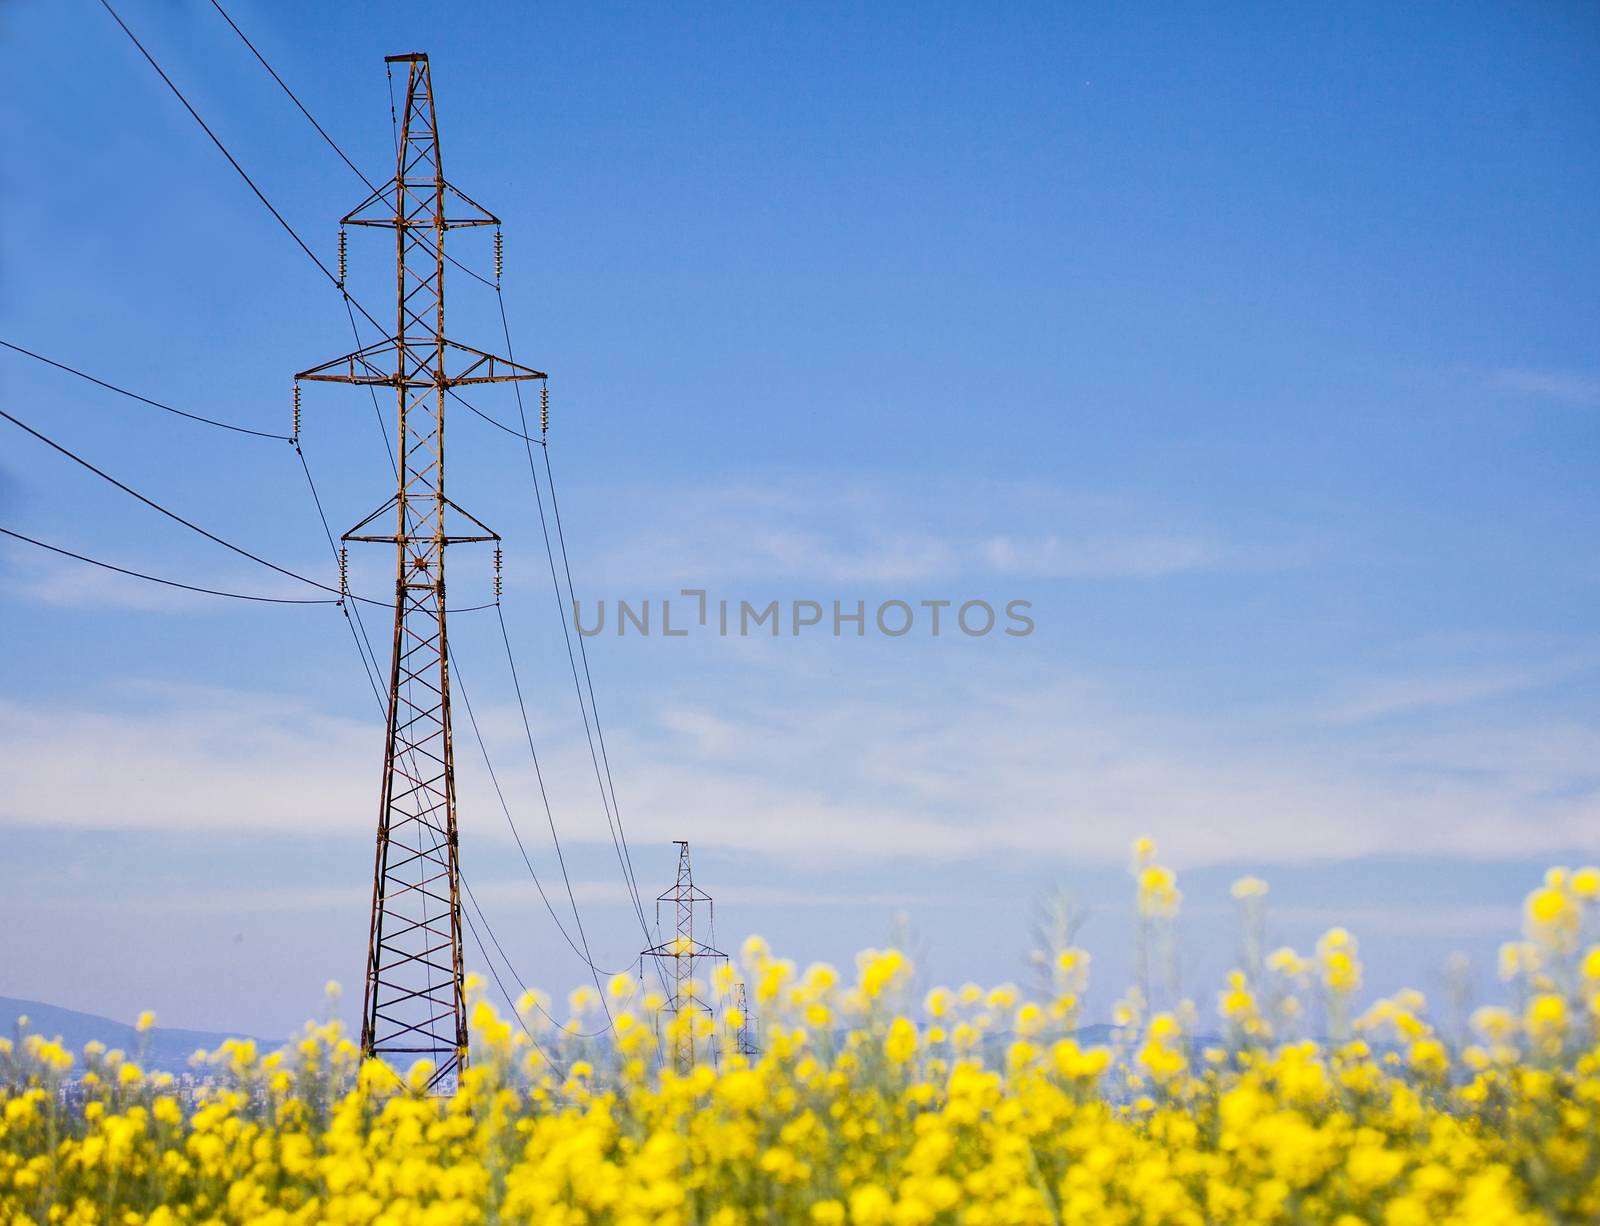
top-left (4, 648), bottom-right (1595, 873)
top-left (1490, 368), bottom-right (1600, 407)
top-left (0, 684), bottom-right (373, 833)
top-left (572, 477), bottom-right (1271, 587)
top-left (1317, 668), bottom-right (1544, 724)
top-left (1316, 655), bottom-right (1599, 725)
top-left (980, 532), bottom-right (1222, 578)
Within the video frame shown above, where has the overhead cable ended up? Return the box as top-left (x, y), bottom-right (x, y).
top-left (0, 338), bottom-right (290, 442)
top-left (0, 525), bottom-right (338, 605)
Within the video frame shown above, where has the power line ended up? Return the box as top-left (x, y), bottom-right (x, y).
top-left (291, 444), bottom-right (344, 573)
top-left (459, 897), bottom-right (567, 1074)
top-left (0, 405), bottom-right (343, 599)
top-left (292, 442), bottom-right (402, 710)
top-left (449, 387), bottom-right (546, 444)
top-left (4, 327), bottom-right (390, 716)
top-left (0, 403), bottom-right (502, 618)
top-left (340, 297), bottom-right (399, 478)
top-left (0, 330), bottom-right (402, 629)
top-left (492, 601), bottom-right (628, 979)
top-left (0, 525), bottom-right (337, 605)
top-left (460, 873), bottom-right (614, 1040)
top-left (481, 240), bottom-right (654, 942)
top-left (497, 377), bottom-right (655, 940)
top-left (0, 339), bottom-right (290, 442)
top-left (204, 0), bottom-right (364, 184)
top-left (6, 443), bottom-right (391, 746)
top-left (0, 332), bottom-right (494, 609)
top-left (206, 0), bottom-right (496, 290)
top-left (449, 645), bottom-right (630, 988)
top-left (94, 0), bottom-right (384, 334)
top-left (489, 283), bottom-right (661, 992)
top-left (542, 437), bottom-right (652, 927)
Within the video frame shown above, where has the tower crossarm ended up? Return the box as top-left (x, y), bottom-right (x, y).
top-left (656, 884), bottom-right (714, 905)
top-left (296, 338), bottom-right (544, 387)
top-left (342, 495), bottom-right (500, 547)
top-left (640, 938), bottom-right (726, 960)
top-left (341, 180), bottom-right (501, 231)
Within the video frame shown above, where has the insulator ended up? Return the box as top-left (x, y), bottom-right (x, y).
top-left (540, 383), bottom-right (549, 435)
top-left (337, 229), bottom-right (347, 286)
top-left (338, 546), bottom-right (349, 596)
top-left (494, 229), bottom-right (503, 283)
top-left (493, 546), bottom-right (503, 601)
top-left (292, 383), bottom-right (302, 439)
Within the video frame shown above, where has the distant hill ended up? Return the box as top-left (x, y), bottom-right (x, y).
top-left (1, 997), bottom-right (1129, 1077)
top-left (1065, 1023), bottom-right (1117, 1045)
top-left (1, 996), bottom-right (274, 1074)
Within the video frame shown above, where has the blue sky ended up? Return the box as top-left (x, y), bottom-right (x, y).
top-left (1, 1), bottom-right (1597, 1037)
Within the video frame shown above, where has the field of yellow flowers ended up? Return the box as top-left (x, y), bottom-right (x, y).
top-left (4, 840), bottom-right (1598, 1225)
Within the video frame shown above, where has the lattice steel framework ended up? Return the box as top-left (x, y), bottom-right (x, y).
top-left (731, 979), bottom-right (760, 1060)
top-left (296, 52), bottom-right (542, 1090)
top-left (640, 841), bottom-right (728, 1075)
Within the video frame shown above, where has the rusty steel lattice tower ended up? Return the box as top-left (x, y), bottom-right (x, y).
top-left (640, 841), bottom-right (728, 1074)
top-left (296, 52), bottom-right (541, 1089)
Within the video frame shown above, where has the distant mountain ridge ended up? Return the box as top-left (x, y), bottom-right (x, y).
top-left (3, 996), bottom-right (1129, 1077)
top-left (1, 996), bottom-right (274, 1074)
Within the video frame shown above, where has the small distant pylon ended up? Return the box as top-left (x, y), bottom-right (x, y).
top-left (732, 980), bottom-right (759, 1059)
top-left (639, 841), bottom-right (726, 1074)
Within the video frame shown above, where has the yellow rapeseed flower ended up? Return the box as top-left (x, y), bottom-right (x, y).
top-left (1316, 928), bottom-right (1363, 994)
top-left (1525, 993), bottom-right (1567, 1041)
top-left (1570, 865), bottom-right (1600, 900)
top-left (884, 1017), bottom-right (917, 1066)
top-left (1581, 945), bottom-right (1600, 982)
top-left (848, 1185), bottom-right (893, 1226)
top-left (1, 863), bottom-right (1594, 1226)
top-left (1137, 864), bottom-right (1182, 918)
top-left (1230, 875), bottom-right (1269, 900)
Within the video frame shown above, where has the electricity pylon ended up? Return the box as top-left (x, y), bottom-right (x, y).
top-left (640, 841), bottom-right (727, 1074)
top-left (295, 52), bottom-right (542, 1090)
top-left (731, 980), bottom-right (760, 1060)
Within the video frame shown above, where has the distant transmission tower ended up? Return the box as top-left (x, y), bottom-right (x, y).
top-left (731, 979), bottom-right (760, 1059)
top-left (640, 841), bottom-right (728, 1074)
top-left (295, 52), bottom-right (542, 1089)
